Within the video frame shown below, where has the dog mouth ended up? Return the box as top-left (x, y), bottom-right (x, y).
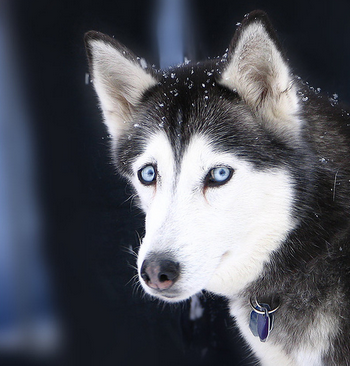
top-left (159, 293), bottom-right (178, 299)
top-left (145, 287), bottom-right (188, 302)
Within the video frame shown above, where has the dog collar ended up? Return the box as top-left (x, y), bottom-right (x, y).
top-left (249, 298), bottom-right (280, 342)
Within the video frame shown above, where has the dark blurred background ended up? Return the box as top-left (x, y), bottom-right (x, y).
top-left (1, 1), bottom-right (350, 365)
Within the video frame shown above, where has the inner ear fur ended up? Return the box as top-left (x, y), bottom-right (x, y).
top-left (219, 11), bottom-right (301, 139)
top-left (84, 31), bottom-right (158, 140)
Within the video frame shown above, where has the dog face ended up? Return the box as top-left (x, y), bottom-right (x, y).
top-left (85, 11), bottom-right (301, 301)
top-left (133, 132), bottom-right (295, 301)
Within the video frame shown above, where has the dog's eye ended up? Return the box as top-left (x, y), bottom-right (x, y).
top-left (206, 167), bottom-right (233, 187)
top-left (138, 165), bottom-right (157, 185)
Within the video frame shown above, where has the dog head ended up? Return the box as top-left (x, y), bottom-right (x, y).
top-left (85, 11), bottom-right (300, 301)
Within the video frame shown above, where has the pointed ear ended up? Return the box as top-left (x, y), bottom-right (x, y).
top-left (84, 31), bottom-right (158, 140)
top-left (219, 11), bottom-right (301, 138)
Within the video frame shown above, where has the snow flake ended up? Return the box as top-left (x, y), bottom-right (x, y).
top-left (139, 58), bottom-right (147, 69)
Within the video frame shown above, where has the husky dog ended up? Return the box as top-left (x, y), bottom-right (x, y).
top-left (85, 10), bottom-right (350, 366)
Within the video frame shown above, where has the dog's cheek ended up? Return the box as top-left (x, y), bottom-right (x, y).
top-left (131, 180), bottom-right (156, 213)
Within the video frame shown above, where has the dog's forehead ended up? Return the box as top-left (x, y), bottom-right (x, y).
top-left (137, 64), bottom-right (243, 158)
top-left (116, 63), bottom-right (293, 176)
top-left (158, 61), bottom-right (221, 96)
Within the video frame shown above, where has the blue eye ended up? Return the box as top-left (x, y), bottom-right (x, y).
top-left (206, 166), bottom-right (233, 187)
top-left (138, 165), bottom-right (157, 185)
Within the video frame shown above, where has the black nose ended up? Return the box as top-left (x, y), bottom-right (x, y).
top-left (141, 258), bottom-right (180, 290)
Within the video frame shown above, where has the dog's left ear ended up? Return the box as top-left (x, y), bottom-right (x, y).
top-left (84, 31), bottom-right (158, 141)
top-left (220, 11), bottom-right (301, 138)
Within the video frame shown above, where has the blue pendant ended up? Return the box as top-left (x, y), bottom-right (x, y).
top-left (249, 301), bottom-right (275, 342)
top-left (257, 307), bottom-right (270, 341)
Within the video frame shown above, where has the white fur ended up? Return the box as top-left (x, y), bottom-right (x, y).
top-left (292, 309), bottom-right (338, 366)
top-left (220, 22), bottom-right (301, 139)
top-left (135, 133), bottom-right (296, 301)
top-left (88, 40), bottom-right (157, 139)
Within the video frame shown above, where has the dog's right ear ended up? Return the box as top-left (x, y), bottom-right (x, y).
top-left (84, 31), bottom-right (158, 140)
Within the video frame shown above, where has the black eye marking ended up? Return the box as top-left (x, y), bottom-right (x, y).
top-left (205, 166), bottom-right (234, 187)
top-left (138, 164), bottom-right (157, 185)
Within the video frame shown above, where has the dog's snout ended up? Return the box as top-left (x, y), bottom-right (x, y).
top-left (141, 258), bottom-right (180, 291)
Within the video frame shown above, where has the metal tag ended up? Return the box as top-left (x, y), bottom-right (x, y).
top-left (249, 302), bottom-right (274, 342)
